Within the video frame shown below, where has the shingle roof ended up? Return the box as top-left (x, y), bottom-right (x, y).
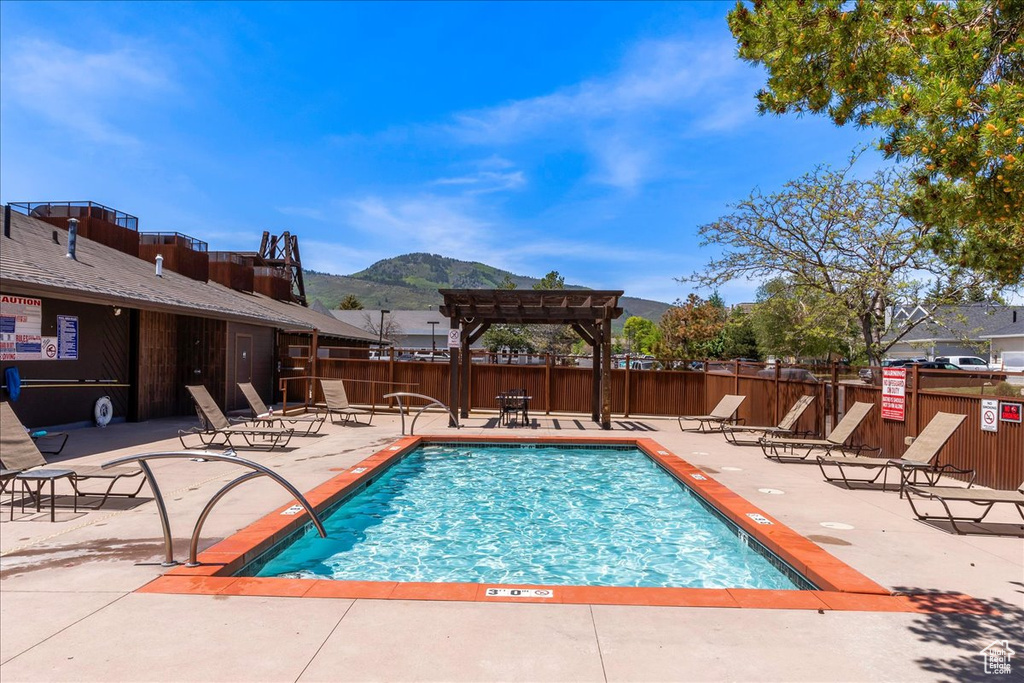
top-left (331, 309), bottom-right (447, 336)
top-left (254, 295), bottom-right (378, 342)
top-left (889, 304), bottom-right (1024, 342)
top-left (981, 320), bottom-right (1024, 339)
top-left (1, 211), bottom-right (376, 343)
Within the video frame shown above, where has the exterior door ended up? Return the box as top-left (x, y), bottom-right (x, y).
top-left (234, 334), bottom-right (253, 411)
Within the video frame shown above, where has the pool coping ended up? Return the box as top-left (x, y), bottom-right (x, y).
top-left (138, 435), bottom-right (994, 615)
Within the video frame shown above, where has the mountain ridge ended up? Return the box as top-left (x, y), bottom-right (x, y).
top-left (303, 253), bottom-right (672, 324)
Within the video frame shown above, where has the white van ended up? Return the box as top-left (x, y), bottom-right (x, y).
top-left (934, 355), bottom-right (992, 369)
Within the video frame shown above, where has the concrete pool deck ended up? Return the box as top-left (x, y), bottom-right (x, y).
top-left (1, 411), bottom-right (1021, 682)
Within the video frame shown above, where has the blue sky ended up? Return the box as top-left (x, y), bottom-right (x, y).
top-left (1, 1), bottom-right (883, 305)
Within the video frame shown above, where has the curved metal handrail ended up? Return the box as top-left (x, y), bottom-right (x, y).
top-left (383, 392), bottom-right (459, 435)
top-left (102, 450), bottom-right (326, 567)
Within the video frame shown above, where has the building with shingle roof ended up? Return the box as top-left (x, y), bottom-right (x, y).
top-left (1, 205), bottom-right (377, 427)
top-left (884, 303), bottom-right (1024, 363)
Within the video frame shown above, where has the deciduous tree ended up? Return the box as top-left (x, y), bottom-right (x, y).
top-left (687, 159), bottom-right (997, 364)
top-left (655, 294), bottom-right (728, 360)
top-left (729, 0), bottom-right (1024, 284)
top-left (622, 316), bottom-right (661, 355)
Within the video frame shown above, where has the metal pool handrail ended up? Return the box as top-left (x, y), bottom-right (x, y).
top-left (383, 392), bottom-right (459, 435)
top-left (101, 450), bottom-right (326, 567)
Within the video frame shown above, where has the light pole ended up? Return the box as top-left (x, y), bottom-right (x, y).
top-left (428, 321), bottom-right (439, 360)
top-left (378, 309), bottom-right (390, 352)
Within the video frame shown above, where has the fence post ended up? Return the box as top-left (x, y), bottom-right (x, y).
top-left (624, 354), bottom-right (631, 418)
top-left (830, 361), bottom-right (839, 433)
top-left (910, 364), bottom-right (920, 438)
top-left (773, 361), bottom-right (780, 425)
top-left (545, 353), bottom-right (552, 414)
top-left (733, 359), bottom-right (740, 396)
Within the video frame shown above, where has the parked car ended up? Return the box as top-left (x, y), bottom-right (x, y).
top-left (935, 355), bottom-right (992, 369)
top-left (913, 361), bottom-right (962, 371)
top-left (755, 367), bottom-right (820, 383)
top-left (412, 351), bottom-right (451, 362)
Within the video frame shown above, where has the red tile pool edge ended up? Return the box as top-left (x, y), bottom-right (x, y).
top-left (140, 435), bottom-right (994, 615)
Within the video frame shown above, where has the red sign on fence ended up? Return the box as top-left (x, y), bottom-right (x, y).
top-left (881, 367), bottom-right (907, 421)
top-left (1000, 402), bottom-right (1022, 423)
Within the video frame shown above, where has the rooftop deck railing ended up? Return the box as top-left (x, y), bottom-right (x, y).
top-left (10, 201), bottom-right (139, 230)
top-left (139, 231), bottom-right (209, 252)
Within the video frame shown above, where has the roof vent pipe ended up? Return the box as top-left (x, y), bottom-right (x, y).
top-left (155, 254), bottom-right (164, 277)
top-left (66, 218), bottom-right (78, 260)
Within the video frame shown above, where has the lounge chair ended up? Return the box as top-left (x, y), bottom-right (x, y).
top-left (180, 385), bottom-right (294, 450)
top-left (816, 412), bottom-right (972, 494)
top-left (678, 394), bottom-right (745, 433)
top-left (905, 478), bottom-right (1024, 535)
top-left (319, 379), bottom-right (374, 425)
top-left (722, 395), bottom-right (815, 445)
top-left (0, 402), bottom-right (146, 518)
top-left (237, 382), bottom-right (325, 436)
top-left (760, 401), bottom-right (875, 461)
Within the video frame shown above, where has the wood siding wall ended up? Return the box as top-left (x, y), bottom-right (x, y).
top-left (1, 296), bottom-right (130, 428)
top-left (137, 311), bottom-right (226, 419)
top-left (40, 215), bottom-right (139, 257)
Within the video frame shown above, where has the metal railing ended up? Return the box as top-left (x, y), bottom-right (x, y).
top-left (384, 392), bottom-right (459, 435)
top-left (139, 231), bottom-right (209, 251)
top-left (101, 450), bottom-right (325, 567)
top-left (9, 201), bottom-right (139, 230)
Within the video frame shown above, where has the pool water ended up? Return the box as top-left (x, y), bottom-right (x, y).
top-left (247, 444), bottom-right (807, 590)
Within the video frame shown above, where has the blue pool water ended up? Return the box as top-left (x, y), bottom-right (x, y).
top-left (247, 444), bottom-right (808, 590)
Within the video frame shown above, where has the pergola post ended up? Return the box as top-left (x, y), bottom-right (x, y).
top-left (460, 324), bottom-right (471, 418)
top-left (601, 318), bottom-right (612, 429)
top-left (591, 324), bottom-right (601, 424)
top-left (447, 317), bottom-right (460, 427)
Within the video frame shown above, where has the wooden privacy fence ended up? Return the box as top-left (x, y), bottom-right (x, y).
top-left (281, 351), bottom-right (1023, 490)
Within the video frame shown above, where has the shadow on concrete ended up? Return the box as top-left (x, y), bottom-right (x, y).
top-left (896, 586), bottom-right (1024, 682)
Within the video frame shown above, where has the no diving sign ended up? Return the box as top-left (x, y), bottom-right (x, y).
top-left (981, 399), bottom-right (998, 433)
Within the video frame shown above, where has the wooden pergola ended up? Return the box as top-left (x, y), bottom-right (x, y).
top-left (439, 289), bottom-right (624, 429)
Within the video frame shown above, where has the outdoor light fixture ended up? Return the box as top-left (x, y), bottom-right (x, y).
top-left (378, 309), bottom-right (390, 349)
top-left (428, 320), bottom-right (439, 359)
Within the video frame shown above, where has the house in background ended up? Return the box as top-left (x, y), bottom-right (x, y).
top-left (982, 314), bottom-right (1024, 372)
top-left (331, 309), bottom-right (486, 352)
top-left (884, 304), bottom-right (1024, 362)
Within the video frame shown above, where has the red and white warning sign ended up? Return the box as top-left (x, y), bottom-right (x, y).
top-left (881, 368), bottom-right (907, 421)
top-left (981, 399), bottom-right (999, 433)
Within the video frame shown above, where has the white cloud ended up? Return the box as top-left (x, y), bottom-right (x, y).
top-left (345, 194), bottom-right (496, 260)
top-left (439, 36), bottom-right (756, 189)
top-left (2, 38), bottom-right (173, 146)
top-left (432, 170), bottom-right (526, 194)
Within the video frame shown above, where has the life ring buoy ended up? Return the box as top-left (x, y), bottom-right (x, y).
top-left (94, 396), bottom-right (113, 427)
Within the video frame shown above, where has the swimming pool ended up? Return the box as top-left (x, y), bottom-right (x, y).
top-left (144, 435), bottom-right (898, 609)
top-left (241, 443), bottom-right (809, 590)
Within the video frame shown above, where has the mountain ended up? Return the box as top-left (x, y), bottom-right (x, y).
top-left (303, 253), bottom-right (672, 326)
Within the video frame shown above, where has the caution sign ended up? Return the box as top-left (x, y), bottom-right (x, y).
top-left (981, 399), bottom-right (999, 433)
top-left (0, 294), bottom-right (42, 360)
